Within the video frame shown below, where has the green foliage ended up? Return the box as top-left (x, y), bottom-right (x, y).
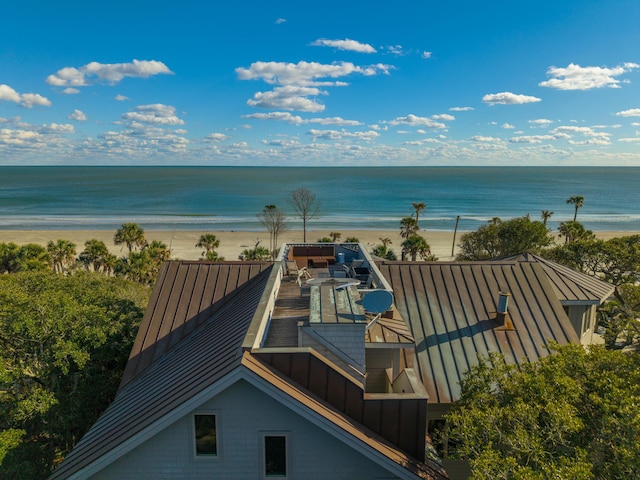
top-left (195, 233), bottom-right (220, 258)
top-left (557, 221), bottom-right (595, 244)
top-left (0, 271), bottom-right (149, 479)
top-left (401, 234), bottom-right (432, 261)
top-left (443, 344), bottom-right (640, 479)
top-left (345, 236), bottom-right (359, 243)
top-left (0, 242), bottom-right (50, 274)
top-left (317, 237), bottom-right (332, 243)
top-left (77, 238), bottom-right (117, 274)
top-left (46, 239), bottom-right (76, 273)
top-left (113, 222), bottom-right (146, 253)
top-left (598, 284), bottom-right (640, 349)
top-left (371, 244), bottom-right (397, 260)
top-left (241, 245), bottom-right (271, 260)
top-left (456, 216), bottom-right (553, 260)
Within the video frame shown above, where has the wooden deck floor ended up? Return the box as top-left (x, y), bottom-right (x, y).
top-left (263, 279), bottom-right (310, 348)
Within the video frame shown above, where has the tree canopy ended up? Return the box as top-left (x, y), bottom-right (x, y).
top-left (0, 271), bottom-right (149, 479)
top-left (456, 216), bottom-right (554, 260)
top-left (443, 343), bottom-right (640, 479)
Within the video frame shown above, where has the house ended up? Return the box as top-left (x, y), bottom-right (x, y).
top-left (496, 253), bottom-right (614, 344)
top-left (51, 254), bottom-right (448, 480)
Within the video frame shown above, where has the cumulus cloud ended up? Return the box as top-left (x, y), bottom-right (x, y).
top-left (539, 63), bottom-right (639, 90)
top-left (274, 18), bottom-right (286, 24)
top-left (616, 108), bottom-right (640, 117)
top-left (482, 92), bottom-right (541, 105)
top-left (432, 114), bottom-right (455, 121)
top-left (46, 59), bottom-right (173, 87)
top-left (62, 88), bottom-right (80, 95)
top-left (0, 84), bottom-right (51, 108)
top-left (68, 109), bottom-right (87, 121)
top-left (502, 123), bottom-right (515, 129)
top-left (242, 112), bottom-right (305, 124)
top-left (449, 106), bottom-right (474, 111)
top-left (120, 104), bottom-right (184, 125)
top-left (236, 61), bottom-right (392, 87)
top-left (308, 117), bottom-right (362, 126)
top-left (389, 114), bottom-right (446, 129)
top-left (205, 133), bottom-right (229, 142)
top-left (115, 94), bottom-right (130, 101)
top-left (509, 135), bottom-right (555, 144)
top-left (308, 129), bottom-right (379, 141)
top-left (310, 38), bottom-right (376, 53)
top-left (471, 135), bottom-right (502, 142)
top-left (421, 51), bottom-right (432, 59)
top-left (529, 118), bottom-right (553, 126)
top-left (246, 86), bottom-right (326, 112)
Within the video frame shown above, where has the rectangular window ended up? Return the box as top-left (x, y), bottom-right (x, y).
top-left (194, 414), bottom-right (217, 456)
top-left (264, 435), bottom-right (287, 477)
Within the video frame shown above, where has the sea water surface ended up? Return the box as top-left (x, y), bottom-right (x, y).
top-left (0, 166), bottom-right (638, 232)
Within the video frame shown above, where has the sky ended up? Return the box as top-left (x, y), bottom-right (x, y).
top-left (2, 0), bottom-right (640, 166)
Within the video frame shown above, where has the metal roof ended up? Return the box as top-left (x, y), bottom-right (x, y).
top-left (497, 253), bottom-right (615, 304)
top-left (378, 261), bottom-right (580, 405)
top-left (51, 261), bottom-right (274, 480)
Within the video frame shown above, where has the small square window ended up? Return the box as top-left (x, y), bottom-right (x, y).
top-left (194, 414), bottom-right (217, 456)
top-left (264, 435), bottom-right (287, 477)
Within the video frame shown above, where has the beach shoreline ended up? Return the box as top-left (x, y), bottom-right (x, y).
top-left (0, 229), bottom-right (636, 262)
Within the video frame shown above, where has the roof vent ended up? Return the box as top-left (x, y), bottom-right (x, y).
top-left (496, 291), bottom-right (514, 330)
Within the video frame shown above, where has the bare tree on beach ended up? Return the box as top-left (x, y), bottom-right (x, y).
top-left (258, 205), bottom-right (288, 260)
top-left (288, 188), bottom-right (320, 242)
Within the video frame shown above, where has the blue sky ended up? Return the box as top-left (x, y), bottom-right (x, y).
top-left (2, 0), bottom-right (640, 166)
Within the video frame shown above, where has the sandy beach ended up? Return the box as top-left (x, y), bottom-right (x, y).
top-left (0, 229), bottom-right (636, 262)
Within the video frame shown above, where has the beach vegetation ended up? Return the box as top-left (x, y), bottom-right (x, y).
top-left (196, 233), bottom-right (221, 259)
top-left (456, 216), bottom-right (553, 260)
top-left (441, 343), bottom-right (640, 479)
top-left (113, 222), bottom-right (147, 253)
top-left (46, 239), bottom-right (77, 274)
top-left (77, 239), bottom-right (117, 274)
top-left (241, 240), bottom-right (271, 261)
top-left (345, 236), bottom-right (359, 243)
top-left (288, 188), bottom-right (320, 243)
top-left (567, 195), bottom-right (585, 222)
top-left (558, 220), bottom-right (595, 244)
top-left (258, 205), bottom-right (288, 260)
top-left (412, 201), bottom-right (426, 226)
top-left (0, 270), bottom-right (149, 479)
top-left (317, 237), bottom-right (332, 243)
top-left (329, 232), bottom-right (341, 242)
top-left (401, 234), bottom-right (433, 261)
top-left (399, 216), bottom-right (419, 240)
top-left (540, 209), bottom-right (553, 226)
top-left (372, 237), bottom-right (397, 260)
top-left (0, 242), bottom-right (50, 274)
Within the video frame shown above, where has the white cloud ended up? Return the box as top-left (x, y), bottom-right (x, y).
top-left (432, 113), bottom-right (455, 121)
top-left (471, 135), bottom-right (502, 142)
top-left (308, 117), bottom-right (362, 126)
top-left (619, 137), bottom-right (640, 143)
top-left (242, 112), bottom-right (305, 124)
top-left (449, 106), bottom-right (474, 111)
top-left (310, 38), bottom-right (376, 53)
top-left (509, 135), bottom-right (555, 143)
top-left (236, 61), bottom-right (392, 87)
top-left (421, 51), bottom-right (432, 59)
top-left (62, 88), bottom-right (80, 95)
top-left (308, 129), bottom-right (379, 141)
top-left (529, 118), bottom-right (553, 126)
top-left (46, 59), bottom-right (173, 87)
top-left (0, 84), bottom-right (51, 108)
top-left (68, 109), bottom-right (87, 121)
top-left (205, 133), bottom-right (229, 142)
top-left (246, 86), bottom-right (326, 112)
top-left (539, 63), bottom-right (639, 90)
top-left (121, 104), bottom-right (184, 125)
top-left (616, 108), bottom-right (640, 117)
top-left (502, 123), bottom-right (515, 129)
top-left (482, 92), bottom-right (541, 105)
top-left (274, 18), bottom-right (286, 24)
top-left (115, 94), bottom-right (130, 101)
top-left (389, 114), bottom-right (446, 129)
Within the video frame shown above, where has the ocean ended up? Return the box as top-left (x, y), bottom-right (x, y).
top-left (0, 166), bottom-right (639, 232)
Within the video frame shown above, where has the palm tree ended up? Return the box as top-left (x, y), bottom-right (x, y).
top-left (566, 196), bottom-right (585, 222)
top-left (400, 216), bottom-right (419, 239)
top-left (412, 202), bottom-right (426, 226)
top-left (114, 223), bottom-right (146, 253)
top-left (46, 239), bottom-right (76, 273)
top-left (78, 239), bottom-right (111, 272)
top-left (196, 233), bottom-right (220, 258)
top-left (540, 210), bottom-right (554, 226)
top-left (401, 234), bottom-right (431, 261)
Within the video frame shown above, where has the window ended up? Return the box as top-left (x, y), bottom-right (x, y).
top-left (194, 414), bottom-right (217, 456)
top-left (264, 435), bottom-right (287, 477)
